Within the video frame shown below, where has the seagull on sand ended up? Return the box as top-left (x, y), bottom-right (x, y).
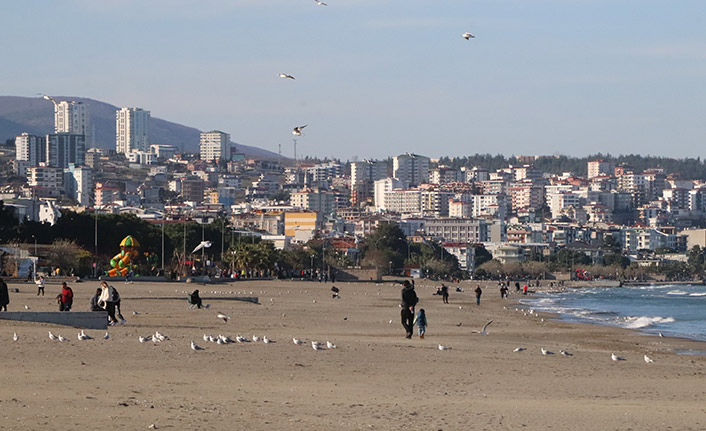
top-left (78, 330), bottom-right (93, 341)
top-left (293, 337), bottom-right (305, 345)
top-left (312, 341), bottom-right (324, 350)
top-left (139, 335), bottom-right (152, 343)
top-left (438, 344), bottom-right (452, 351)
top-left (560, 350), bottom-right (573, 356)
top-left (513, 347), bottom-right (526, 353)
top-left (462, 32), bottom-right (475, 40)
top-left (253, 335), bottom-right (262, 342)
top-left (216, 313), bottom-right (230, 323)
top-left (326, 341), bottom-right (336, 349)
top-left (473, 320), bottom-right (493, 335)
top-left (541, 348), bottom-right (552, 355)
top-left (644, 354), bottom-right (654, 363)
top-left (58, 335), bottom-right (68, 342)
top-left (278, 73), bottom-right (296, 80)
top-left (235, 334), bottom-right (248, 343)
top-left (263, 336), bottom-right (272, 344)
top-left (611, 353), bottom-right (624, 362)
top-left (13, 332), bottom-right (18, 342)
top-left (24, 305), bottom-right (30, 310)
top-left (103, 332), bottom-right (110, 340)
top-left (191, 341), bottom-right (204, 351)
top-left (292, 125), bottom-right (307, 136)
top-left (49, 331), bottom-right (58, 340)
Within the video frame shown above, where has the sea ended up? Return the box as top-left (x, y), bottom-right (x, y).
top-left (521, 283), bottom-right (706, 345)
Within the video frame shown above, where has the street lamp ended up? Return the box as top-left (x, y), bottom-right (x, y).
top-left (389, 260), bottom-right (392, 275)
top-left (31, 235), bottom-right (37, 256)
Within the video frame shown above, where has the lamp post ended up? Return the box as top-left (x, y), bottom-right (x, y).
top-left (31, 235), bottom-right (37, 256)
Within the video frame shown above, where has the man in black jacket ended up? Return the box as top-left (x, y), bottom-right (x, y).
top-left (400, 280), bottom-right (418, 339)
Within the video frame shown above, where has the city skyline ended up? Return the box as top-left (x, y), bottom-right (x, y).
top-left (2, 1), bottom-right (705, 160)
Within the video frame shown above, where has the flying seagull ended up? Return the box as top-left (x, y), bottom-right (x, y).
top-left (216, 313), bottom-right (230, 323)
top-left (315, 0), bottom-right (327, 5)
top-left (278, 73), bottom-right (296, 80)
top-left (462, 32), bottom-right (475, 40)
top-left (473, 320), bottom-right (493, 335)
top-left (292, 125), bottom-right (307, 136)
top-left (191, 241), bottom-right (212, 254)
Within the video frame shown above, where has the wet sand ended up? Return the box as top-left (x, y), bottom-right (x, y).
top-left (2, 279), bottom-right (706, 430)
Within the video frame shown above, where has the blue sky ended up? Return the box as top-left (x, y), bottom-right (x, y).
top-left (3, 0), bottom-right (705, 160)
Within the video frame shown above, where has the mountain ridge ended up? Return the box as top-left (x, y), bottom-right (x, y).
top-left (0, 96), bottom-right (280, 159)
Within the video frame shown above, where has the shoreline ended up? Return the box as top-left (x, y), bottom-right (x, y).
top-left (2, 278), bottom-right (706, 430)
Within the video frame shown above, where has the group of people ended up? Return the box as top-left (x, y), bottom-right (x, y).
top-left (91, 281), bottom-right (125, 325)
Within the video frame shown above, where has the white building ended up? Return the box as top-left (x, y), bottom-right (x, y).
top-left (351, 160), bottom-right (387, 185)
top-left (383, 189), bottom-right (422, 214)
top-left (290, 190), bottom-right (337, 215)
top-left (55, 101), bottom-right (90, 144)
top-left (28, 166), bottom-right (63, 190)
top-left (200, 131), bottom-right (231, 162)
top-left (64, 164), bottom-right (93, 206)
top-left (116, 107), bottom-right (150, 154)
top-left (393, 153), bottom-right (430, 187)
top-left (374, 177), bottom-right (405, 210)
top-left (15, 133), bottom-right (46, 166)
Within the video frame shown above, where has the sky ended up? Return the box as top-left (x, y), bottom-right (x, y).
top-left (3, 0), bottom-right (706, 161)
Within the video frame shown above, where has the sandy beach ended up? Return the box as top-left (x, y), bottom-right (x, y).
top-left (2, 278), bottom-right (706, 431)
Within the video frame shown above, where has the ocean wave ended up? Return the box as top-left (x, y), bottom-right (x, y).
top-left (689, 292), bottom-right (706, 297)
top-left (667, 290), bottom-right (689, 296)
top-left (623, 316), bottom-right (675, 329)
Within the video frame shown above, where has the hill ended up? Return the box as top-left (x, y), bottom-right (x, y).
top-left (0, 96), bottom-right (280, 159)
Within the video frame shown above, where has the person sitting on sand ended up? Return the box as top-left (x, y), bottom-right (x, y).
top-left (90, 288), bottom-right (103, 311)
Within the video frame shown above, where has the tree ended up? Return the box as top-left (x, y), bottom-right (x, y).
top-left (45, 240), bottom-right (91, 276)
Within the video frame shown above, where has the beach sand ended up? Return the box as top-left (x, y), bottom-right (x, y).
top-left (2, 279), bottom-right (706, 430)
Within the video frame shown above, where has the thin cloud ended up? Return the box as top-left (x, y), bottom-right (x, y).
top-left (363, 17), bottom-right (451, 29)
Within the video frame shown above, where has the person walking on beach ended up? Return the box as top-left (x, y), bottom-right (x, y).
top-left (0, 277), bottom-right (9, 311)
top-left (58, 282), bottom-right (74, 311)
top-left (523, 284), bottom-right (528, 295)
top-left (474, 284), bottom-right (482, 306)
top-left (98, 281), bottom-right (119, 325)
top-left (415, 308), bottom-right (427, 339)
top-left (189, 289), bottom-right (203, 309)
top-left (440, 284), bottom-right (449, 304)
top-left (400, 280), bottom-right (419, 339)
top-left (35, 275), bottom-right (45, 296)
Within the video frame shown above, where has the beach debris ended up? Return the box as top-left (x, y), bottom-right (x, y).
top-left (49, 331), bottom-right (57, 340)
top-left (326, 341), bottom-right (337, 349)
top-left (456, 322), bottom-right (462, 327)
top-left (541, 348), bottom-right (552, 355)
top-left (216, 313), bottom-right (230, 323)
top-left (438, 344), bottom-right (452, 351)
top-left (389, 319), bottom-right (393, 324)
top-left (644, 354), bottom-right (654, 363)
top-left (611, 353), bottom-right (624, 362)
top-left (191, 341), bottom-right (204, 351)
top-left (513, 347), bottom-right (526, 353)
top-left (472, 320), bottom-right (493, 335)
top-left (13, 332), bottom-right (18, 342)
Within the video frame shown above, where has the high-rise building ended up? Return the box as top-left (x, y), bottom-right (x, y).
top-left (15, 133), bottom-right (46, 166)
top-left (64, 164), bottom-right (93, 206)
top-left (55, 101), bottom-right (89, 139)
top-left (393, 153), bottom-right (430, 187)
top-left (46, 133), bottom-right (85, 169)
top-left (200, 131), bottom-right (231, 162)
top-left (587, 160), bottom-right (615, 179)
top-left (351, 160), bottom-right (387, 185)
top-left (116, 107), bottom-right (150, 154)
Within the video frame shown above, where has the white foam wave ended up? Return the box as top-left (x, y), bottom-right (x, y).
top-left (689, 292), bottom-right (706, 297)
top-left (623, 316), bottom-right (675, 329)
top-left (667, 290), bottom-right (689, 296)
